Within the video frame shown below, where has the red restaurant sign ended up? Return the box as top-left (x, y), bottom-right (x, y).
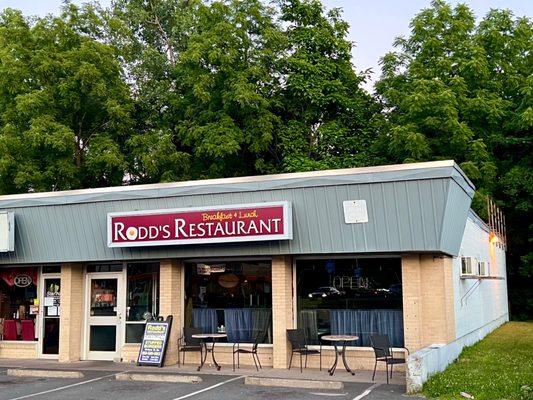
top-left (107, 201), bottom-right (292, 247)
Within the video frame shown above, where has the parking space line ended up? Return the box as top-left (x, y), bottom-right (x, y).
top-left (352, 383), bottom-right (382, 400)
top-left (6, 371), bottom-right (130, 400)
top-left (172, 375), bottom-right (245, 400)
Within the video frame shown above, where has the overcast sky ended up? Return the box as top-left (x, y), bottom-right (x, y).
top-left (1, 0), bottom-right (531, 92)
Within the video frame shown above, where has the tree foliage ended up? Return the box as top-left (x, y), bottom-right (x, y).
top-left (107, 0), bottom-right (378, 180)
top-left (0, 5), bottom-right (133, 192)
top-left (274, 0), bottom-right (379, 172)
top-left (376, 0), bottom-right (532, 317)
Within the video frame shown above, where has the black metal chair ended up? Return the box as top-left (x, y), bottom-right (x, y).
top-left (232, 330), bottom-right (265, 371)
top-left (287, 329), bottom-right (321, 372)
top-left (178, 327), bottom-right (203, 366)
top-left (369, 334), bottom-right (409, 384)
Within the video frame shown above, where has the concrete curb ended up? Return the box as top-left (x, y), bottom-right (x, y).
top-left (7, 369), bottom-right (84, 379)
top-left (116, 373), bottom-right (202, 383)
top-left (244, 376), bottom-right (343, 390)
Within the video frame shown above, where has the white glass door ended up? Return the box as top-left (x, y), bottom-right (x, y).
top-left (85, 273), bottom-right (125, 361)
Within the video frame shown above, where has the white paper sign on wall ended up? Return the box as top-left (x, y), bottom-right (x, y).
top-left (0, 212), bottom-right (15, 252)
top-left (343, 200), bottom-right (368, 224)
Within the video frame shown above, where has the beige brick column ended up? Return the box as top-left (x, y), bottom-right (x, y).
top-left (58, 263), bottom-right (84, 362)
top-left (271, 256), bottom-right (294, 369)
top-left (402, 255), bottom-right (456, 352)
top-left (401, 255), bottom-right (423, 351)
top-left (159, 259), bottom-right (183, 366)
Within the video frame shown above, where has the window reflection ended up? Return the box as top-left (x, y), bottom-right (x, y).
top-left (185, 261), bottom-right (272, 344)
top-left (125, 263), bottom-right (159, 343)
top-left (297, 258), bottom-right (404, 347)
top-left (0, 267), bottom-right (38, 341)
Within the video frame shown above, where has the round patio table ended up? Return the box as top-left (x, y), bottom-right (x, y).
top-left (321, 335), bottom-right (359, 376)
top-left (191, 333), bottom-right (227, 371)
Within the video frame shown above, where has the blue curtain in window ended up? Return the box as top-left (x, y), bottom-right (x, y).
top-left (329, 309), bottom-right (404, 347)
top-left (298, 310), bottom-right (319, 344)
top-left (251, 308), bottom-right (272, 343)
top-left (193, 308), bottom-right (218, 334)
top-left (224, 308), bottom-right (253, 343)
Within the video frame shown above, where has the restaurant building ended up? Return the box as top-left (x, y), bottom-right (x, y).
top-left (0, 160), bottom-right (508, 390)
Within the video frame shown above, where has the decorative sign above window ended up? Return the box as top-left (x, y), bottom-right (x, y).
top-left (343, 200), bottom-right (368, 224)
top-left (107, 201), bottom-right (292, 248)
top-left (0, 212), bottom-right (15, 252)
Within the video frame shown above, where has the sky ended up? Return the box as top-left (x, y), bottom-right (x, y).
top-left (1, 0), bottom-right (531, 92)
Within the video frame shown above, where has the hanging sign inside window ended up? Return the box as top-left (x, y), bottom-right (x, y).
top-left (137, 316), bottom-right (173, 367)
top-left (108, 201), bottom-right (292, 247)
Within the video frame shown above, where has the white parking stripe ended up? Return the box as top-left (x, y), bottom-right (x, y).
top-left (6, 371), bottom-right (129, 400)
top-left (172, 375), bottom-right (245, 400)
top-left (352, 383), bottom-right (382, 400)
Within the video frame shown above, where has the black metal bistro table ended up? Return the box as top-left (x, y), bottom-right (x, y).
top-left (191, 333), bottom-right (227, 371)
top-left (321, 335), bottom-right (359, 376)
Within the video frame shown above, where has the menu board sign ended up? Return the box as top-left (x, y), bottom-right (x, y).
top-left (107, 201), bottom-right (292, 248)
top-left (137, 318), bottom-right (172, 367)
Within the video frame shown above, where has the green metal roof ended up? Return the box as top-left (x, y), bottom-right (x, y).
top-left (0, 160), bottom-right (475, 264)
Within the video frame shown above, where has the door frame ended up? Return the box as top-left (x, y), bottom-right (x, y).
top-left (38, 271), bottom-right (61, 359)
top-left (82, 270), bottom-right (126, 361)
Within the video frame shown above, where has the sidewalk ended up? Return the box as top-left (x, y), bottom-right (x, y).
top-left (0, 358), bottom-right (405, 385)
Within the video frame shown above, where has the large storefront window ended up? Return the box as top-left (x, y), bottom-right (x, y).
top-left (297, 258), bottom-right (403, 347)
top-left (125, 263), bottom-right (159, 343)
top-left (0, 267), bottom-right (38, 341)
top-left (185, 261), bottom-right (272, 344)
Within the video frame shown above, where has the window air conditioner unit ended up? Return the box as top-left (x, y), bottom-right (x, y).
top-left (478, 261), bottom-right (489, 276)
top-left (461, 257), bottom-right (476, 276)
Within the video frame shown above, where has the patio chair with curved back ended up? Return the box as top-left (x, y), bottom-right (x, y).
top-left (369, 334), bottom-right (409, 384)
top-left (287, 329), bottom-right (321, 373)
top-left (178, 327), bottom-right (203, 366)
top-left (232, 329), bottom-right (265, 371)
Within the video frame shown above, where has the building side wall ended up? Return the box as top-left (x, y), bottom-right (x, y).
top-left (453, 217), bottom-right (508, 339)
top-left (406, 217), bottom-right (509, 393)
top-left (402, 254), bottom-right (455, 353)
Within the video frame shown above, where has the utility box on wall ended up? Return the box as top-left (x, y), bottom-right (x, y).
top-left (0, 212), bottom-right (15, 252)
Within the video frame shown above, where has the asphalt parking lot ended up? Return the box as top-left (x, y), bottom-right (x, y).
top-left (0, 367), bottom-right (410, 400)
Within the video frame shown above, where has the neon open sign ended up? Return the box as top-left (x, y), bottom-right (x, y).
top-left (107, 201), bottom-right (292, 247)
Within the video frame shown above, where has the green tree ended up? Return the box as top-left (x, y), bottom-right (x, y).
top-left (376, 0), bottom-right (532, 318)
top-left (109, 0), bottom-right (378, 179)
top-left (275, 0), bottom-right (380, 172)
top-left (0, 4), bottom-right (133, 193)
top-left (110, 0), bottom-right (286, 181)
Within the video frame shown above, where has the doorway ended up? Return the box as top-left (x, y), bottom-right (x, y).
top-left (84, 272), bottom-right (125, 361)
top-left (39, 274), bottom-right (61, 358)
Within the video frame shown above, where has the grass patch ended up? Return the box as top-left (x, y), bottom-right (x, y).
top-left (422, 322), bottom-right (533, 400)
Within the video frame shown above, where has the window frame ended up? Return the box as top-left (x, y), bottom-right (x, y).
top-left (183, 258), bottom-right (273, 344)
top-left (124, 262), bottom-right (160, 344)
top-left (293, 255), bottom-right (404, 349)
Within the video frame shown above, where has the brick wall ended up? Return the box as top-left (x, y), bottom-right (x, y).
top-left (158, 259), bottom-right (183, 366)
top-left (0, 341), bottom-right (38, 358)
top-left (402, 255), bottom-right (455, 352)
top-left (271, 255), bottom-right (294, 368)
top-left (58, 263), bottom-right (84, 362)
